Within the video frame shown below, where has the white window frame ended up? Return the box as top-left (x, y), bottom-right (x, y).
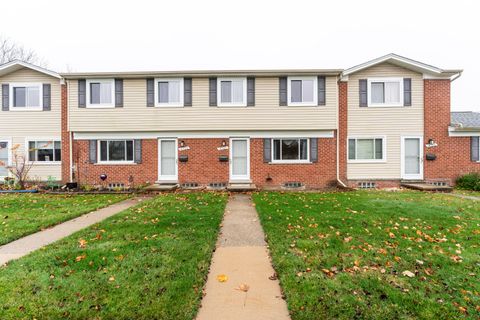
top-left (26, 138), bottom-right (62, 164)
top-left (86, 79), bottom-right (115, 108)
top-left (9, 83), bottom-right (43, 111)
top-left (271, 138), bottom-right (310, 164)
top-left (154, 78), bottom-right (184, 107)
top-left (347, 136), bottom-right (387, 163)
top-left (287, 76), bottom-right (318, 107)
top-left (367, 77), bottom-right (404, 107)
top-left (97, 140), bottom-right (135, 164)
top-left (217, 77), bottom-right (247, 107)
top-left (0, 138), bottom-right (12, 178)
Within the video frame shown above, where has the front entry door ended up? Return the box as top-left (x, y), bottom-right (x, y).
top-left (0, 141), bottom-right (9, 179)
top-left (158, 139), bottom-right (178, 181)
top-left (229, 138), bottom-right (250, 181)
top-left (402, 137), bottom-right (423, 180)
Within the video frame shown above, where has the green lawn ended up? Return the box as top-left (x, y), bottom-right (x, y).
top-left (0, 192), bottom-right (227, 320)
top-left (454, 189), bottom-right (480, 198)
top-left (253, 191), bottom-right (480, 320)
top-left (0, 193), bottom-right (129, 245)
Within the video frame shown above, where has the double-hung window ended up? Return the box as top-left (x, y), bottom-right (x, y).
top-left (99, 140), bottom-right (134, 163)
top-left (368, 78), bottom-right (403, 107)
top-left (155, 78), bottom-right (184, 107)
top-left (217, 77), bottom-right (247, 106)
top-left (28, 140), bottom-right (62, 162)
top-left (10, 83), bottom-right (42, 110)
top-left (272, 138), bottom-right (309, 163)
top-left (348, 137), bottom-right (385, 162)
top-left (288, 77), bottom-right (317, 106)
top-left (86, 79), bottom-right (115, 108)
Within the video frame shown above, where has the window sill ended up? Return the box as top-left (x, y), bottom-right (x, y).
top-left (270, 160), bottom-right (312, 164)
top-left (28, 162), bottom-right (61, 166)
top-left (366, 104), bottom-right (404, 108)
top-left (95, 162), bottom-right (137, 166)
top-left (155, 104), bottom-right (185, 108)
top-left (286, 104), bottom-right (318, 107)
top-left (85, 105), bottom-right (116, 109)
top-left (217, 104), bottom-right (248, 107)
top-left (9, 108), bottom-right (43, 112)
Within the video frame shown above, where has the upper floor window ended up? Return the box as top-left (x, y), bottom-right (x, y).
top-left (288, 77), bottom-right (318, 106)
top-left (272, 138), bottom-right (309, 163)
top-left (86, 79), bottom-right (115, 108)
top-left (217, 77), bottom-right (247, 107)
top-left (368, 78), bottom-right (403, 107)
top-left (348, 137), bottom-right (385, 162)
top-left (10, 83), bottom-right (42, 110)
top-left (28, 140), bottom-right (61, 162)
top-left (155, 78), bottom-right (184, 107)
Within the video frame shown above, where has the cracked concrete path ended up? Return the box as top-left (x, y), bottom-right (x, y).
top-left (196, 194), bottom-right (290, 320)
top-left (0, 197), bottom-right (146, 266)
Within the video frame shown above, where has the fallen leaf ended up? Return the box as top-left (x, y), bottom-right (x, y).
top-left (389, 232), bottom-right (396, 239)
top-left (235, 284), bottom-right (250, 292)
top-left (108, 276), bottom-right (115, 282)
top-left (75, 254), bottom-right (86, 262)
top-left (217, 274), bottom-right (228, 282)
top-left (78, 239), bottom-right (87, 248)
top-left (402, 270), bottom-right (415, 278)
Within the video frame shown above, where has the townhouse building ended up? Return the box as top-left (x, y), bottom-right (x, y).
top-left (1, 54), bottom-right (479, 190)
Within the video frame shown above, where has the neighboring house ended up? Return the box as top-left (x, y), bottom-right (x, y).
top-left (0, 61), bottom-right (63, 182)
top-left (1, 54), bottom-right (478, 189)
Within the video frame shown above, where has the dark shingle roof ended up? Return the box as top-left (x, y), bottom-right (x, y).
top-left (451, 112), bottom-right (480, 128)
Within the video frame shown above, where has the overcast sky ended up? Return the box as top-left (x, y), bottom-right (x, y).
top-left (1, 0), bottom-right (478, 111)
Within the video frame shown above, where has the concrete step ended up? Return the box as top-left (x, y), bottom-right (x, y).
top-left (145, 184), bottom-right (178, 191)
top-left (226, 183), bottom-right (257, 192)
top-left (401, 182), bottom-right (452, 192)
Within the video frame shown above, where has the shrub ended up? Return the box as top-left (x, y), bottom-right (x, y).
top-left (456, 173), bottom-right (480, 191)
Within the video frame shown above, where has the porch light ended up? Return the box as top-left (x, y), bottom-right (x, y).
top-left (221, 140), bottom-right (227, 147)
top-left (180, 140), bottom-right (185, 147)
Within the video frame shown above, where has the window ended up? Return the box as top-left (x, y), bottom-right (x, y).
top-left (99, 140), bottom-right (134, 163)
top-left (0, 141), bottom-right (10, 176)
top-left (10, 83), bottom-right (42, 110)
top-left (217, 78), bottom-right (246, 106)
top-left (28, 140), bottom-right (61, 162)
top-left (368, 78), bottom-right (403, 107)
top-left (86, 79), bottom-right (114, 108)
top-left (272, 138), bottom-right (309, 163)
top-left (288, 77), bottom-right (317, 106)
top-left (155, 78), bottom-right (184, 106)
top-left (348, 138), bottom-right (385, 162)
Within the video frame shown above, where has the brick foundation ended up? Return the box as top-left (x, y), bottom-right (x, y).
top-left (424, 80), bottom-right (480, 184)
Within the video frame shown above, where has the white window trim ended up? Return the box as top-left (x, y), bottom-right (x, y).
top-left (97, 140), bottom-right (135, 164)
top-left (9, 82), bottom-right (43, 111)
top-left (347, 136), bottom-right (387, 163)
top-left (217, 77), bottom-right (247, 107)
top-left (0, 138), bottom-right (12, 178)
top-left (367, 77), bottom-right (404, 107)
top-left (154, 78), bottom-right (184, 107)
top-left (25, 137), bottom-right (62, 165)
top-left (287, 76), bottom-right (318, 107)
top-left (86, 79), bottom-right (115, 108)
top-left (271, 138), bottom-right (311, 164)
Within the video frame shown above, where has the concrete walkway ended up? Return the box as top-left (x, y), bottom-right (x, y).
top-left (0, 197), bottom-right (145, 266)
top-left (448, 193), bottom-right (480, 201)
top-left (196, 194), bottom-right (290, 320)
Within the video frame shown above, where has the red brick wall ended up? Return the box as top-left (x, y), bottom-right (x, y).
top-left (424, 79), bottom-right (479, 184)
top-left (250, 138), bottom-right (337, 189)
top-left (73, 139), bottom-right (158, 187)
top-left (60, 84), bottom-right (70, 183)
top-left (178, 138), bottom-right (229, 184)
top-left (338, 81), bottom-right (348, 183)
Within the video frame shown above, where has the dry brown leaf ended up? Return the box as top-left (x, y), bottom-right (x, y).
top-left (108, 276), bottom-right (115, 282)
top-left (402, 270), bottom-right (415, 278)
top-left (75, 254), bottom-right (86, 262)
top-left (78, 239), bottom-right (87, 248)
top-left (236, 284), bottom-right (250, 292)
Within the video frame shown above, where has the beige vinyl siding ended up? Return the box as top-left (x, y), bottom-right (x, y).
top-left (0, 68), bottom-right (62, 180)
top-left (347, 63), bottom-right (424, 180)
top-left (68, 76), bottom-right (338, 131)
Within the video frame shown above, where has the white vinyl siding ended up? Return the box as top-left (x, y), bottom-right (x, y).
top-left (347, 63), bottom-right (423, 179)
top-left (68, 76), bottom-right (338, 132)
top-left (155, 78), bottom-right (184, 107)
top-left (287, 76), bottom-right (317, 106)
top-left (86, 79), bottom-right (115, 108)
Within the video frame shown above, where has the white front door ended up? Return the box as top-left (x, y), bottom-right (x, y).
top-left (229, 138), bottom-right (250, 181)
top-left (402, 137), bottom-right (423, 180)
top-left (0, 140), bottom-right (10, 179)
top-left (158, 139), bottom-right (178, 182)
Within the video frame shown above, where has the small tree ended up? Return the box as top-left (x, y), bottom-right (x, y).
top-left (0, 36), bottom-right (44, 65)
top-left (6, 144), bottom-right (35, 190)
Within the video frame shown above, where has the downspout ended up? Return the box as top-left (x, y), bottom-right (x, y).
top-left (336, 75), bottom-right (347, 188)
top-left (67, 79), bottom-right (73, 182)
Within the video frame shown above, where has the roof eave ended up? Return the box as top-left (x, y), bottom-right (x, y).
top-left (0, 60), bottom-right (61, 79)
